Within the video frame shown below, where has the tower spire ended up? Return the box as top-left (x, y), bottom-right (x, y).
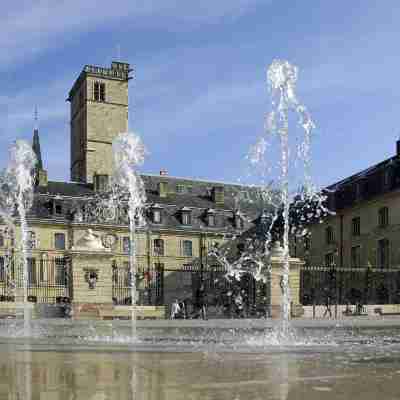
top-left (34, 105), bottom-right (38, 130)
top-left (32, 107), bottom-right (43, 170)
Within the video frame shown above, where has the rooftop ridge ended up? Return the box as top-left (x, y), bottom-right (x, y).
top-left (327, 155), bottom-right (397, 190)
top-left (140, 172), bottom-right (252, 188)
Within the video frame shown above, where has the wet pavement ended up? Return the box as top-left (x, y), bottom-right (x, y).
top-left (0, 323), bottom-right (400, 399)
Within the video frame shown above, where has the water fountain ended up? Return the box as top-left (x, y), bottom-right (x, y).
top-left (111, 131), bottom-right (147, 340)
top-left (0, 140), bottom-right (36, 334)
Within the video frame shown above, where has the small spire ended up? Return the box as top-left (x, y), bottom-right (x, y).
top-left (32, 107), bottom-right (43, 171)
top-left (34, 105), bottom-right (38, 131)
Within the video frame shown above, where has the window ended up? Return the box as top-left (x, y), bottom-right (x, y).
top-left (0, 233), bottom-right (3, 247)
top-left (27, 258), bottom-right (36, 285)
top-left (378, 207), bottom-right (389, 227)
top-left (54, 233), bottom-right (66, 250)
top-left (153, 239), bottom-right (164, 256)
top-left (378, 238), bottom-right (389, 268)
top-left (351, 246), bottom-right (361, 267)
top-left (55, 203), bottom-right (62, 215)
top-left (100, 83), bottom-right (106, 101)
top-left (352, 217), bottom-right (360, 236)
top-left (55, 258), bottom-right (66, 286)
top-left (182, 240), bottom-right (193, 257)
top-left (94, 82), bottom-right (99, 100)
top-left (27, 231), bottom-right (36, 249)
top-left (383, 169), bottom-right (391, 188)
top-left (0, 257), bottom-right (4, 281)
top-left (122, 237), bottom-right (130, 254)
top-left (325, 226), bottom-right (334, 244)
top-left (207, 212), bottom-right (215, 227)
top-left (325, 252), bottom-right (334, 267)
top-left (182, 211), bottom-right (191, 225)
top-left (94, 82), bottom-right (106, 102)
top-left (176, 184), bottom-right (185, 193)
top-left (304, 236), bottom-right (311, 251)
top-left (355, 182), bottom-right (362, 199)
top-left (152, 209), bottom-right (161, 224)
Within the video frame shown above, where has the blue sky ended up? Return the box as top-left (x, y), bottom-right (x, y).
top-left (1, 1), bottom-right (400, 189)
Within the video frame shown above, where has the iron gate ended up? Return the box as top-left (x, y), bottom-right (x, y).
top-left (162, 264), bottom-right (270, 318)
top-left (112, 263), bottom-right (163, 306)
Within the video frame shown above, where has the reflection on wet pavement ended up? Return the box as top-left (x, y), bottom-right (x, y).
top-left (1, 341), bottom-right (400, 400)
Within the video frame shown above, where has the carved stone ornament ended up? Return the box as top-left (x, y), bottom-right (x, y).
top-left (102, 233), bottom-right (118, 250)
top-left (84, 268), bottom-right (99, 290)
top-left (72, 229), bottom-right (110, 252)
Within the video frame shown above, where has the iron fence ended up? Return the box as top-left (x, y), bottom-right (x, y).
top-left (300, 265), bottom-right (400, 306)
top-left (112, 263), bottom-right (163, 306)
top-left (0, 256), bottom-right (70, 303)
top-left (162, 264), bottom-right (270, 318)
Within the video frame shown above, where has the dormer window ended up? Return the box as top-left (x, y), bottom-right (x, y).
top-left (383, 169), bottom-right (391, 188)
top-left (151, 204), bottom-right (163, 224)
top-left (206, 209), bottom-right (216, 227)
top-left (181, 207), bottom-right (192, 225)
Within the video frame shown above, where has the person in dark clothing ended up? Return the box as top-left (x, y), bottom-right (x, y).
top-left (323, 292), bottom-right (332, 318)
top-left (195, 282), bottom-right (207, 320)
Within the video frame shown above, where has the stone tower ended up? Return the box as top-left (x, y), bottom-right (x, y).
top-left (68, 61), bottom-right (132, 183)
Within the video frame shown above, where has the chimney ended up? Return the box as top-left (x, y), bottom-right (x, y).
top-left (159, 169), bottom-right (168, 176)
top-left (212, 186), bottom-right (224, 206)
top-left (158, 181), bottom-right (168, 198)
top-left (397, 139), bottom-right (400, 156)
top-left (93, 174), bottom-right (109, 192)
top-left (37, 169), bottom-right (48, 187)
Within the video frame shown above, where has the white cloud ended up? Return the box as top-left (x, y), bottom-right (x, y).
top-left (1, 0), bottom-right (265, 68)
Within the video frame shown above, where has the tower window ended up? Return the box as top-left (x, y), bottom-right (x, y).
top-left (94, 82), bottom-right (106, 102)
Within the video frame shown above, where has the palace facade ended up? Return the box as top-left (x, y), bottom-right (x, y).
top-left (0, 61), bottom-right (261, 317)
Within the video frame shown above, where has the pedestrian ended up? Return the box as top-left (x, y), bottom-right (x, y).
top-left (196, 282), bottom-right (207, 320)
top-left (170, 299), bottom-right (181, 319)
top-left (234, 292), bottom-right (244, 318)
top-left (179, 300), bottom-right (186, 319)
top-left (323, 293), bottom-right (332, 318)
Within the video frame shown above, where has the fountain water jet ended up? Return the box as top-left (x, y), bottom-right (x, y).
top-left (0, 140), bottom-right (36, 334)
top-left (111, 132), bottom-right (146, 340)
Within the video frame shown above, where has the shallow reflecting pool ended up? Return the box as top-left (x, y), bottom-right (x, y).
top-left (1, 321), bottom-right (400, 399)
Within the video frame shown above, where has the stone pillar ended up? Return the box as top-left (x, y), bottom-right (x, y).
top-left (269, 242), bottom-right (304, 318)
top-left (67, 251), bottom-right (114, 319)
top-left (67, 229), bottom-right (114, 319)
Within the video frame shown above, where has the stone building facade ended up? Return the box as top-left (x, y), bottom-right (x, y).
top-left (295, 140), bottom-right (400, 269)
top-left (0, 61), bottom-right (273, 318)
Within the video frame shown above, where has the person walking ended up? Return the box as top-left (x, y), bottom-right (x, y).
top-left (170, 299), bottom-right (181, 319)
top-left (196, 282), bottom-right (207, 320)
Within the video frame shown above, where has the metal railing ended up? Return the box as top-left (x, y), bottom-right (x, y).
top-left (300, 265), bottom-right (400, 306)
top-left (111, 263), bottom-right (163, 306)
top-left (0, 257), bottom-right (69, 303)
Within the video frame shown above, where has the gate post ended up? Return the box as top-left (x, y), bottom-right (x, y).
top-left (269, 242), bottom-right (304, 318)
top-left (66, 229), bottom-right (114, 319)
